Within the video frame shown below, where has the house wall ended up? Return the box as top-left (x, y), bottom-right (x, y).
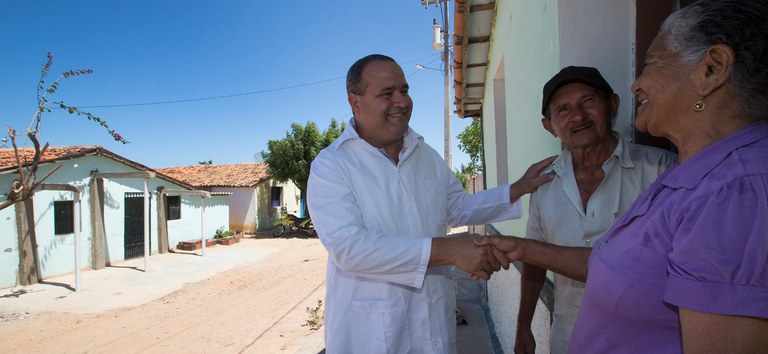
top-left (0, 195), bottom-right (19, 288)
top-left (214, 186), bottom-right (255, 232)
top-left (212, 178), bottom-right (301, 234)
top-left (275, 180), bottom-right (302, 217)
top-left (0, 154), bottom-right (228, 289)
top-left (482, 1), bottom-right (637, 352)
top-left (164, 193), bottom-right (229, 247)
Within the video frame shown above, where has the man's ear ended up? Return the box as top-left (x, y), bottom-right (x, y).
top-left (541, 117), bottom-right (558, 137)
top-left (697, 44), bottom-right (735, 97)
top-left (348, 93), bottom-right (360, 116)
top-left (609, 94), bottom-right (620, 119)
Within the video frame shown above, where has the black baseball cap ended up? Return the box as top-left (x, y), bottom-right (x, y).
top-left (541, 66), bottom-right (613, 115)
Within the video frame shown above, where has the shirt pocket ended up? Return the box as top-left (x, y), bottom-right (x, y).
top-left (348, 297), bottom-right (411, 353)
top-left (418, 177), bottom-right (447, 227)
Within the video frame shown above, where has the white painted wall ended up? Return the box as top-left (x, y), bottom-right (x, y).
top-left (482, 1), bottom-right (561, 352)
top-left (165, 193), bottom-right (229, 247)
top-left (557, 0), bottom-right (637, 138)
top-left (0, 194), bottom-right (19, 287)
top-left (213, 186), bottom-right (255, 232)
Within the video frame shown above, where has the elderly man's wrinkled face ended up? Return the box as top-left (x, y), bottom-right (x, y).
top-left (543, 82), bottom-right (617, 150)
top-left (631, 34), bottom-right (695, 138)
top-left (348, 60), bottom-right (412, 149)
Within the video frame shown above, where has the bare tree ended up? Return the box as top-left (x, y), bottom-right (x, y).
top-left (2, 52), bottom-right (128, 286)
top-left (1, 52), bottom-right (128, 211)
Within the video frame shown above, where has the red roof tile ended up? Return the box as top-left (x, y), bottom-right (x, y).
top-left (0, 145), bottom-right (102, 171)
top-left (156, 163), bottom-right (271, 188)
top-left (0, 145), bottom-right (195, 190)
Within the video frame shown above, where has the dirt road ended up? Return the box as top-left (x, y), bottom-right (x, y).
top-left (0, 236), bottom-right (327, 353)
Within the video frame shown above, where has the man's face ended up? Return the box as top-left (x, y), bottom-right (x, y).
top-left (348, 60), bottom-right (413, 148)
top-left (542, 82), bottom-right (617, 150)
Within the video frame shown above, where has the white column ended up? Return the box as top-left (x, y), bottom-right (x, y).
top-left (143, 179), bottom-right (150, 272)
top-left (74, 190), bottom-right (81, 292)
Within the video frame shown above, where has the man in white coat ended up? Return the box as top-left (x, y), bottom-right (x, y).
top-left (307, 54), bottom-right (554, 353)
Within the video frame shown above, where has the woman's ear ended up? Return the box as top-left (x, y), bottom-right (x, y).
top-left (697, 44), bottom-right (736, 97)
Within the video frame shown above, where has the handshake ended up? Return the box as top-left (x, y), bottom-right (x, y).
top-left (431, 233), bottom-right (524, 281)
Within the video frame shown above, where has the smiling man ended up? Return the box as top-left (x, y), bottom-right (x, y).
top-left (307, 54), bottom-right (555, 353)
top-left (513, 66), bottom-right (677, 354)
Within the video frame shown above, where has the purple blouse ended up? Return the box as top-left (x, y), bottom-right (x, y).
top-left (570, 121), bottom-right (768, 353)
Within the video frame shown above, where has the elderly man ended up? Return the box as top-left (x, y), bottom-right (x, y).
top-left (514, 66), bottom-right (676, 354)
top-left (307, 54), bottom-right (554, 353)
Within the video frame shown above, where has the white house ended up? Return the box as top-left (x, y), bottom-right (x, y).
top-left (157, 163), bottom-right (302, 233)
top-left (0, 146), bottom-right (229, 289)
top-left (452, 1), bottom-right (685, 352)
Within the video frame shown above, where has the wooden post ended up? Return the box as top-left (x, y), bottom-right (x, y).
top-left (89, 176), bottom-right (106, 270)
top-left (156, 187), bottom-right (169, 254)
top-left (15, 198), bottom-right (40, 285)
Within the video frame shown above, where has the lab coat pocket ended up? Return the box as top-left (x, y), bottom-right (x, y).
top-left (349, 297), bottom-right (411, 353)
top-left (419, 177), bottom-right (448, 226)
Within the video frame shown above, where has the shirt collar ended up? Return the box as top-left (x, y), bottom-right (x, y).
top-left (549, 132), bottom-right (631, 175)
top-left (333, 117), bottom-right (423, 157)
top-left (661, 120), bottom-right (768, 189)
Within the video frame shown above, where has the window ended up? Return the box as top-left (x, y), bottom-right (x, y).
top-left (166, 196), bottom-right (181, 220)
top-left (270, 186), bottom-right (282, 208)
top-left (54, 200), bottom-right (74, 235)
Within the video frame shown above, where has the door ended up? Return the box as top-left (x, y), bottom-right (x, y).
top-left (124, 194), bottom-right (145, 260)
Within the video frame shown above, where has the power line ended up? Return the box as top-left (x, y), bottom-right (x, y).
top-left (78, 76), bottom-right (345, 109)
top-left (74, 53), bottom-right (442, 110)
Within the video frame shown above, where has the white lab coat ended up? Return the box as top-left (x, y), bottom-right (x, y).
top-left (308, 120), bottom-right (521, 353)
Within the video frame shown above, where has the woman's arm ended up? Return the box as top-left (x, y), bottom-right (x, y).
top-left (680, 307), bottom-right (768, 353)
top-left (475, 236), bottom-right (591, 282)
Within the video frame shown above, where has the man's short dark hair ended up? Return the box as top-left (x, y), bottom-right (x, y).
top-left (346, 54), bottom-right (397, 95)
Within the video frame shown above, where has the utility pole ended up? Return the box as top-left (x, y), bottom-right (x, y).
top-left (422, 0), bottom-right (452, 169)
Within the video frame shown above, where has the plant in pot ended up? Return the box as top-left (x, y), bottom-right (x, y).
top-left (214, 226), bottom-right (237, 245)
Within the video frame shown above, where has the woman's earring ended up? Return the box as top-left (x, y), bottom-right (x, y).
top-left (694, 97), bottom-right (705, 112)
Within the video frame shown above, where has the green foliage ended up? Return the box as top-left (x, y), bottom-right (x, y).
top-left (213, 226), bottom-right (235, 239)
top-left (453, 167), bottom-right (469, 191)
top-left (303, 299), bottom-right (324, 331)
top-left (261, 119), bottom-right (346, 215)
top-left (456, 118), bottom-right (482, 174)
top-left (273, 211), bottom-right (295, 226)
top-left (198, 160), bottom-right (213, 165)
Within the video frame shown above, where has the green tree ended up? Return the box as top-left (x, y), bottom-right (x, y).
top-left (261, 119), bottom-right (345, 216)
top-left (456, 118), bottom-right (483, 174)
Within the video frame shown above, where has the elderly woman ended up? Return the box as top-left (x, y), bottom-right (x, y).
top-left (478, 0), bottom-right (768, 352)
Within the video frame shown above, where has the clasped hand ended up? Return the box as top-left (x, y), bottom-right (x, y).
top-left (449, 233), bottom-right (524, 281)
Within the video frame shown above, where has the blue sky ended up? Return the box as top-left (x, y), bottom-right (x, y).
top-left (0, 1), bottom-right (472, 169)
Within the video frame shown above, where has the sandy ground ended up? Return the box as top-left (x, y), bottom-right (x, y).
top-left (0, 233), bottom-right (328, 354)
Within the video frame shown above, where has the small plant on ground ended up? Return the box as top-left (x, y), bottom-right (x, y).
top-left (303, 299), bottom-right (324, 331)
top-left (213, 226), bottom-right (235, 239)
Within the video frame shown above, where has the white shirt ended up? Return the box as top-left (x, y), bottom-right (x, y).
top-left (308, 119), bottom-right (521, 353)
top-left (526, 133), bottom-right (676, 354)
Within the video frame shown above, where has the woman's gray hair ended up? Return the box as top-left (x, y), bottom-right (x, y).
top-left (660, 0), bottom-right (768, 120)
top-left (346, 54), bottom-right (396, 95)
